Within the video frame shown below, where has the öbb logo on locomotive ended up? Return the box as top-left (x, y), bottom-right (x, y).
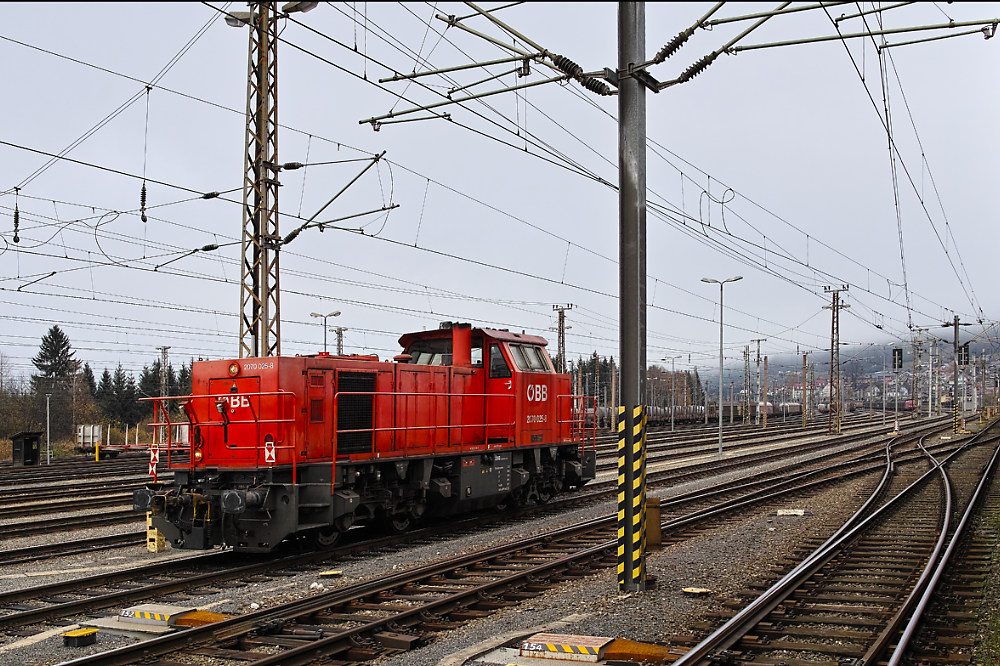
top-left (225, 394), bottom-right (251, 410)
top-left (526, 383), bottom-right (548, 402)
top-left (134, 322), bottom-right (598, 552)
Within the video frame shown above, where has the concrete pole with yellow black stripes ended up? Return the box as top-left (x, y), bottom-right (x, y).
top-left (617, 1), bottom-right (647, 593)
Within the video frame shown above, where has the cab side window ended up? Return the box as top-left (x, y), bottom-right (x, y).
top-left (489, 343), bottom-right (511, 378)
top-left (471, 337), bottom-right (484, 367)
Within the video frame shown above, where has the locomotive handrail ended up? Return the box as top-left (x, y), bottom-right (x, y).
top-left (141, 392), bottom-right (299, 479)
top-left (333, 389), bottom-right (517, 440)
top-left (556, 393), bottom-right (596, 451)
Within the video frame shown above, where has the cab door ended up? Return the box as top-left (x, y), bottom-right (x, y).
top-left (305, 370), bottom-right (331, 460)
top-left (484, 342), bottom-right (515, 446)
top-left (508, 344), bottom-right (555, 445)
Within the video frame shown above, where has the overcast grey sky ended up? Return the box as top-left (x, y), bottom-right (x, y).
top-left (2, 2), bottom-right (997, 381)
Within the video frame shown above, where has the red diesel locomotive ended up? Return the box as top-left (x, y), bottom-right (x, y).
top-left (134, 322), bottom-right (597, 552)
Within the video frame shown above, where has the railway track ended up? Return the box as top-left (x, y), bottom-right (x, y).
top-left (0, 422), bottom-right (961, 664)
top-left (0, 510), bottom-right (139, 541)
top-left (0, 415), bottom-right (897, 542)
top-left (0, 456), bottom-right (157, 484)
top-left (0, 417), bottom-right (942, 565)
top-left (0, 424), bottom-right (904, 629)
top-left (667, 420), bottom-right (1000, 665)
top-left (47, 427), bottom-right (975, 665)
top-left (0, 533), bottom-right (146, 566)
top-left (0, 477), bottom-right (169, 503)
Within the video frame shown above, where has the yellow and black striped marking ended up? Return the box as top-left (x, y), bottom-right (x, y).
top-left (617, 404), bottom-right (647, 591)
top-left (122, 610), bottom-right (172, 622)
top-left (544, 642), bottom-right (599, 655)
top-left (520, 633), bottom-right (614, 659)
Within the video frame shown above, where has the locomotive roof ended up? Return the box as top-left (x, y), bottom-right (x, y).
top-left (398, 326), bottom-right (549, 349)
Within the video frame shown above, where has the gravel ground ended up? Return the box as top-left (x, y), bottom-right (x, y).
top-left (0, 425), bottom-right (977, 666)
top-left (375, 474), bottom-right (875, 666)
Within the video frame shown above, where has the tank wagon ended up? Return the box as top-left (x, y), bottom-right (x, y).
top-left (134, 323), bottom-right (596, 553)
top-left (589, 402), bottom-right (803, 429)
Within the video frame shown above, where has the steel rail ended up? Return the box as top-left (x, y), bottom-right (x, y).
top-left (671, 424), bottom-right (993, 665)
top-left (0, 509), bottom-right (139, 540)
top-left (887, 431), bottom-right (1000, 664)
top-left (859, 432), bottom-right (958, 663)
top-left (0, 531), bottom-right (146, 565)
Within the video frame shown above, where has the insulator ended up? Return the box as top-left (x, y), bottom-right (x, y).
top-left (140, 183), bottom-right (147, 208)
top-left (201, 191), bottom-right (221, 199)
top-left (680, 55), bottom-right (714, 83)
top-left (12, 204), bottom-right (19, 243)
top-left (655, 29), bottom-right (692, 62)
top-left (580, 76), bottom-right (612, 96)
top-left (551, 54), bottom-right (583, 78)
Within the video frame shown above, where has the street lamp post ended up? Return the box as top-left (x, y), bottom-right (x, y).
top-left (310, 310), bottom-right (341, 353)
top-left (702, 276), bottom-right (743, 455)
top-left (662, 355), bottom-right (683, 432)
top-left (882, 354), bottom-right (887, 426)
top-left (45, 392), bottom-right (52, 465)
top-left (894, 368), bottom-right (900, 433)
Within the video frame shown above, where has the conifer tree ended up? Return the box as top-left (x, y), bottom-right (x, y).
top-left (29, 325), bottom-right (81, 440)
top-left (81, 363), bottom-right (97, 397)
top-left (30, 325), bottom-right (79, 389)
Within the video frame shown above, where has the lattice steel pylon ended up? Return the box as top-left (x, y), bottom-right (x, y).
top-left (239, 2), bottom-right (281, 358)
top-left (552, 304), bottom-right (573, 373)
top-left (823, 286), bottom-right (849, 434)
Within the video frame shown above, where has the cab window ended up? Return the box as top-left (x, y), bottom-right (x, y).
top-left (509, 344), bottom-right (529, 371)
top-left (471, 336), bottom-right (484, 367)
top-left (531, 346), bottom-right (555, 372)
top-left (489, 343), bottom-right (511, 378)
top-left (405, 339), bottom-right (451, 366)
top-left (509, 344), bottom-right (552, 372)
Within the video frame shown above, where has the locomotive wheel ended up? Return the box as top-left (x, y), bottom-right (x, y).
top-left (385, 512), bottom-right (413, 534)
top-left (312, 526), bottom-right (342, 549)
top-left (535, 484), bottom-right (552, 504)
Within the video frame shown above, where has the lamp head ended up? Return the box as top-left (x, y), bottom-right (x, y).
top-left (282, 1), bottom-right (319, 13)
top-left (224, 11), bottom-right (253, 27)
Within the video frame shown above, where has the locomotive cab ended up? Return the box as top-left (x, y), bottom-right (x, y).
top-left (135, 322), bottom-right (596, 553)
